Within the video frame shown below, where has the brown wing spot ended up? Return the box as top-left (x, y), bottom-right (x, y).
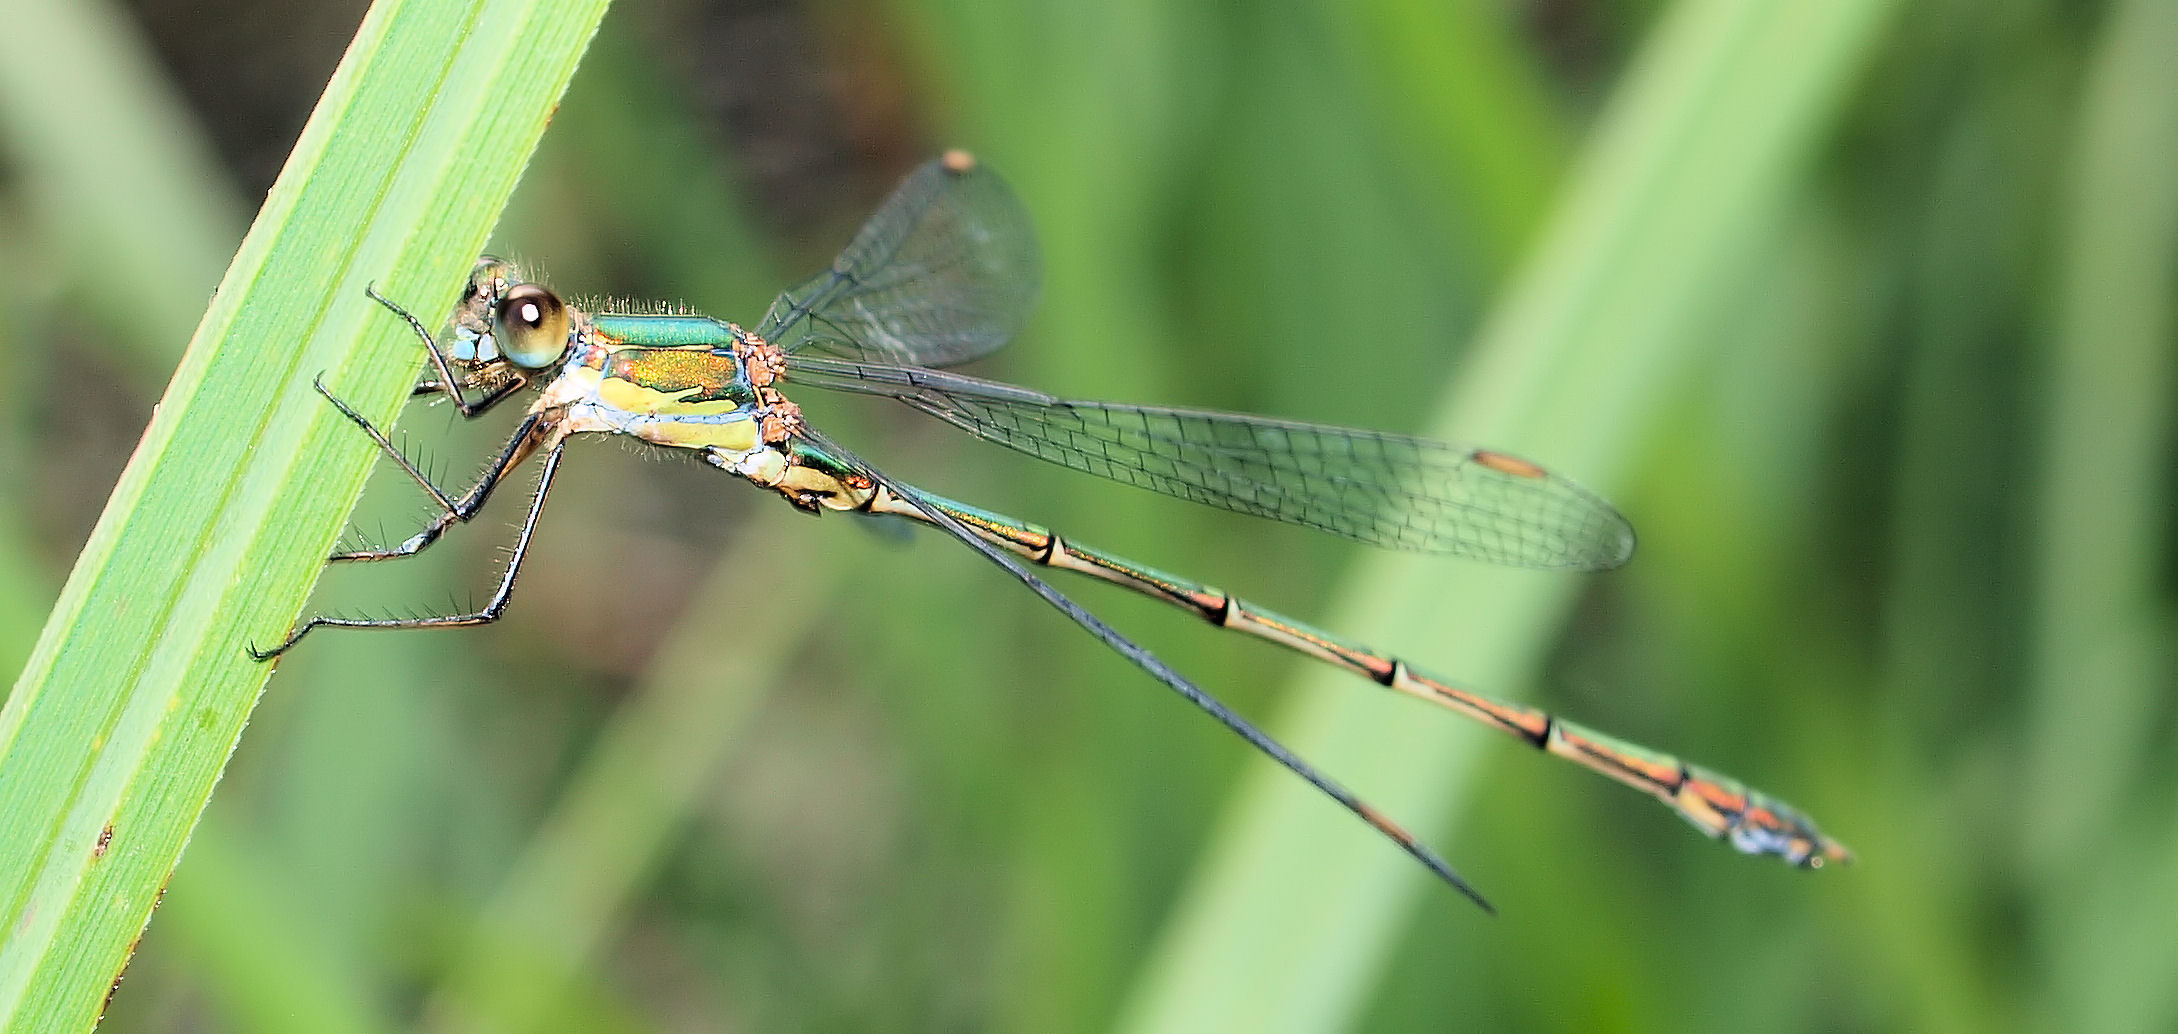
top-left (1473, 449), bottom-right (1548, 479)
top-left (943, 149), bottom-right (977, 174)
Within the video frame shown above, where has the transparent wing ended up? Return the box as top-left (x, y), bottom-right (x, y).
top-left (788, 425), bottom-right (1495, 909)
top-left (757, 151), bottom-right (1041, 368)
top-left (786, 357), bottom-right (1636, 570)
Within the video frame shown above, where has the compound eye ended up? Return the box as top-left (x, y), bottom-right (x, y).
top-left (494, 284), bottom-right (570, 368)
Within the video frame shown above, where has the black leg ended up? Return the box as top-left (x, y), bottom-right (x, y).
top-left (366, 283), bottom-right (526, 418)
top-left (312, 371), bottom-right (544, 563)
top-left (252, 437), bottom-right (566, 660)
top-left (412, 374), bottom-right (529, 412)
top-left (325, 398), bottom-right (547, 564)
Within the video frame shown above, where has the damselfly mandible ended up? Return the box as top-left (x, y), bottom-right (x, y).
top-left (256, 151), bottom-right (1848, 911)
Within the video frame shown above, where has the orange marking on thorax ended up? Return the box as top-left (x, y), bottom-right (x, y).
top-left (570, 334), bottom-right (611, 370)
top-left (761, 400), bottom-right (804, 443)
top-left (742, 336), bottom-right (787, 388)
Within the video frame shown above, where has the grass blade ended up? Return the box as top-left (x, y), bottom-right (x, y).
top-left (0, 1), bottom-right (610, 1027)
top-left (1118, 1), bottom-right (1894, 1029)
top-left (0, 0), bottom-right (245, 366)
top-left (418, 506), bottom-right (851, 1032)
top-left (2029, 0), bottom-right (2178, 1025)
top-left (2024, 0), bottom-right (2178, 871)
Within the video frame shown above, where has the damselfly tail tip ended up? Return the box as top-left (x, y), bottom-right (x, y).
top-left (1810, 839), bottom-right (1854, 868)
top-left (1724, 794), bottom-right (1853, 871)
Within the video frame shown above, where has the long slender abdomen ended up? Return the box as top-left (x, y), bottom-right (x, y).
top-left (865, 486), bottom-right (1850, 868)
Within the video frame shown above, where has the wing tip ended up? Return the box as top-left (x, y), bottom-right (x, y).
top-left (1596, 517), bottom-right (1638, 570)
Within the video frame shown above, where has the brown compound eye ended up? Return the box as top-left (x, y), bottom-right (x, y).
top-left (493, 283), bottom-right (570, 368)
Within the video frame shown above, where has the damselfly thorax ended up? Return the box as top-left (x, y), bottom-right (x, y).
top-left (444, 259), bottom-right (880, 514)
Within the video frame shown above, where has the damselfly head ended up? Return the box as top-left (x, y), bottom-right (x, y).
top-left (447, 257), bottom-right (574, 372)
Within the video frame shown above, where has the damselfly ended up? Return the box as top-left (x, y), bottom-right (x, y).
top-left (257, 151), bottom-right (1848, 911)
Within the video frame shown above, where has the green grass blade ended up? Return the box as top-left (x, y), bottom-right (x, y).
top-left (419, 505), bottom-right (853, 1032)
top-left (1328, 0), bottom-right (1571, 271)
top-left (0, 0), bottom-right (246, 366)
top-left (0, 0), bottom-right (246, 685)
top-left (2024, 0), bottom-right (2178, 872)
top-left (1118, 1), bottom-right (1894, 1029)
top-left (0, 0), bottom-right (610, 1027)
top-left (153, 821), bottom-right (394, 1034)
top-left (2028, 0), bottom-right (2178, 1025)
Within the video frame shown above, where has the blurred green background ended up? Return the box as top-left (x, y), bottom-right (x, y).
top-left (2, 0), bottom-right (2174, 1030)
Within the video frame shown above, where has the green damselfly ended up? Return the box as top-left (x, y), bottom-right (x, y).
top-left (258, 151), bottom-right (1848, 911)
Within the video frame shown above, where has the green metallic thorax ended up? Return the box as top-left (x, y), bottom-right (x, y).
top-left (545, 312), bottom-right (877, 514)
top-left (589, 312), bottom-right (741, 348)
